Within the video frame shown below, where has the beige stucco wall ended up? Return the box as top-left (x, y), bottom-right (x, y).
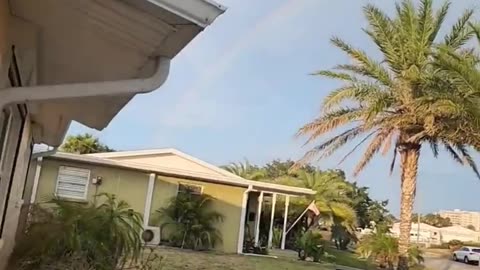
top-left (35, 159), bottom-right (246, 254)
top-left (0, 0), bottom-right (10, 89)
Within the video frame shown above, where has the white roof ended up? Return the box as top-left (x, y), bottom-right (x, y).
top-left (440, 225), bottom-right (479, 233)
top-left (47, 150), bottom-right (316, 196)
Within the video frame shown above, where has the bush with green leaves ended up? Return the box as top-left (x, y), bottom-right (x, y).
top-left (448, 239), bottom-right (463, 251)
top-left (357, 231), bottom-right (424, 269)
top-left (157, 191), bottom-right (224, 250)
top-left (296, 230), bottom-right (325, 262)
top-left (11, 193), bottom-right (144, 270)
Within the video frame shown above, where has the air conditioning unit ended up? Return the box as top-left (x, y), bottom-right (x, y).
top-left (142, 226), bottom-right (161, 246)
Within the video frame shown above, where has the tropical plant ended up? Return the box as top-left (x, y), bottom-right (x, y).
top-left (12, 193), bottom-right (143, 270)
top-left (276, 170), bottom-right (357, 228)
top-left (411, 213), bottom-right (452, 227)
top-left (222, 160), bottom-right (267, 180)
top-left (357, 231), bottom-right (424, 269)
top-left (296, 230), bottom-right (325, 262)
top-left (263, 159), bottom-right (316, 178)
top-left (157, 191), bottom-right (224, 250)
top-left (272, 227), bottom-right (283, 249)
top-left (296, 1), bottom-right (480, 268)
top-left (61, 133), bottom-right (114, 154)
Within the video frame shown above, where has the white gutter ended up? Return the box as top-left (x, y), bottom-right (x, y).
top-left (237, 185), bottom-right (253, 254)
top-left (0, 57), bottom-right (170, 110)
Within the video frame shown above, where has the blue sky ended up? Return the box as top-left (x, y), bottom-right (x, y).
top-left (69, 0), bottom-right (480, 216)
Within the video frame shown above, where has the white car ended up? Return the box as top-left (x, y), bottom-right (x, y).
top-left (453, 246), bottom-right (480, 264)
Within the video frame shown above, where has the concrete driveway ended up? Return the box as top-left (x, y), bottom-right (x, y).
top-left (425, 258), bottom-right (479, 270)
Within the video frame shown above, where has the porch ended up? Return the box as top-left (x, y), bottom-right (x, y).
top-left (237, 185), bottom-right (316, 255)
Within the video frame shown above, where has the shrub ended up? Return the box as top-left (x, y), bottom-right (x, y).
top-left (296, 230), bottom-right (325, 262)
top-left (357, 231), bottom-right (424, 269)
top-left (11, 193), bottom-right (143, 270)
top-left (272, 227), bottom-right (283, 248)
top-left (157, 191), bottom-right (224, 250)
top-left (448, 239), bottom-right (463, 251)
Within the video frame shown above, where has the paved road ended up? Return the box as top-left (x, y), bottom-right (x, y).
top-left (425, 258), bottom-right (479, 270)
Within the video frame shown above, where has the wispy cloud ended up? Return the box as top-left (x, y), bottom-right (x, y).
top-left (157, 0), bottom-right (319, 129)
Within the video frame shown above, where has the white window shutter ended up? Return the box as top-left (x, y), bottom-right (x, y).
top-left (55, 166), bottom-right (90, 200)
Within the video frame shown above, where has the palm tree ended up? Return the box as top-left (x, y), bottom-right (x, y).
top-left (222, 160), bottom-right (267, 180)
top-left (296, 1), bottom-right (480, 269)
top-left (276, 170), bottom-right (357, 228)
top-left (13, 193), bottom-right (143, 270)
top-left (157, 192), bottom-right (224, 250)
top-left (61, 133), bottom-right (114, 154)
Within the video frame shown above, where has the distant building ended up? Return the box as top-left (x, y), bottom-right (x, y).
top-left (389, 223), bottom-right (480, 244)
top-left (390, 223), bottom-right (441, 245)
top-left (439, 209), bottom-right (480, 231)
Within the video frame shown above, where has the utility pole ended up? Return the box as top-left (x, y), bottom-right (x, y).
top-left (417, 213), bottom-right (421, 244)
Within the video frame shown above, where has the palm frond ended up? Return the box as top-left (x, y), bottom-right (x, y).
top-left (444, 9), bottom-right (474, 48)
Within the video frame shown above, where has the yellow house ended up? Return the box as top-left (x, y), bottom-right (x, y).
top-left (26, 149), bottom-right (315, 254)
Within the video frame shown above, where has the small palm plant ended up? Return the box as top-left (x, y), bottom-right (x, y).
top-left (157, 191), bottom-right (224, 250)
top-left (357, 230), bottom-right (424, 269)
top-left (12, 193), bottom-right (143, 270)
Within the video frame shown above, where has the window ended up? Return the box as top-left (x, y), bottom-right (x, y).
top-left (177, 183), bottom-right (203, 195)
top-left (55, 166), bottom-right (90, 200)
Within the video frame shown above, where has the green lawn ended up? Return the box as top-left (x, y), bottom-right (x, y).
top-left (152, 247), bottom-right (375, 270)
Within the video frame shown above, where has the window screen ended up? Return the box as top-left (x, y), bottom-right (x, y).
top-left (55, 166), bottom-right (90, 200)
top-left (177, 183), bottom-right (203, 195)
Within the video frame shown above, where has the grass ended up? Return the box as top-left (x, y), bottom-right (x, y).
top-left (324, 247), bottom-right (376, 269)
top-left (152, 247), bottom-right (374, 270)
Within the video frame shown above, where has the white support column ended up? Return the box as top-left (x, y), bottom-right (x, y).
top-left (143, 173), bottom-right (156, 227)
top-left (281, 195), bottom-right (290, 250)
top-left (254, 191), bottom-right (264, 247)
top-left (30, 157), bottom-right (43, 204)
top-left (237, 185), bottom-right (252, 254)
top-left (267, 193), bottom-right (277, 249)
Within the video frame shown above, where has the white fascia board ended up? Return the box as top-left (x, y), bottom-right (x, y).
top-left (147, 0), bottom-right (226, 28)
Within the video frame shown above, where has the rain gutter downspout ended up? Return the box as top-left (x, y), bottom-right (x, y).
top-left (0, 57), bottom-right (170, 110)
top-left (237, 184), bottom-right (253, 254)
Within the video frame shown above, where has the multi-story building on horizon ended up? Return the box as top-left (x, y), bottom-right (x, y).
top-left (439, 209), bottom-right (480, 231)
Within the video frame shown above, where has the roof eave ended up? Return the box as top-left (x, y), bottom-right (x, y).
top-left (143, 0), bottom-right (226, 28)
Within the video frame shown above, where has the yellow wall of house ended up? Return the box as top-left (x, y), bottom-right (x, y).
top-left (149, 176), bottom-right (244, 253)
top-left (36, 159), bottom-right (246, 253)
top-left (36, 159), bottom-right (149, 215)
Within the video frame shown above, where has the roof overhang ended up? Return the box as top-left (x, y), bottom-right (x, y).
top-left (44, 152), bottom-right (316, 197)
top-left (3, 0), bottom-right (225, 146)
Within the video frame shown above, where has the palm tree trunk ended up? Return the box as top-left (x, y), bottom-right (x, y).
top-left (397, 144), bottom-right (420, 270)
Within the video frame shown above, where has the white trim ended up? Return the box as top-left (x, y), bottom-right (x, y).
top-left (237, 185), bottom-right (252, 254)
top-left (143, 173), bottom-right (156, 227)
top-left (267, 193), bottom-right (277, 249)
top-left (54, 166), bottom-right (91, 201)
top-left (254, 191), bottom-right (264, 247)
top-left (281, 195), bottom-right (290, 250)
top-left (0, 57), bottom-right (170, 111)
top-left (30, 157), bottom-right (43, 204)
top-left (146, 0), bottom-right (226, 28)
top-left (0, 108), bottom-right (13, 174)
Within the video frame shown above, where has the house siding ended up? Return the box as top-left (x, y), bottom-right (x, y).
top-left (35, 159), bottom-right (245, 254)
top-left (36, 159), bottom-right (149, 215)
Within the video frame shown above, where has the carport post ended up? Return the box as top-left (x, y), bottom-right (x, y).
top-left (281, 195), bottom-right (290, 250)
top-left (267, 193), bottom-right (277, 249)
top-left (254, 191), bottom-right (264, 246)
